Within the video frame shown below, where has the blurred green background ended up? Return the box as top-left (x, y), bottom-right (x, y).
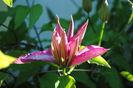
top-left (0, 0), bottom-right (133, 88)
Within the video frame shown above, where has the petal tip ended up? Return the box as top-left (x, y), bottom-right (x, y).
top-left (56, 15), bottom-right (60, 24)
top-left (85, 20), bottom-right (89, 26)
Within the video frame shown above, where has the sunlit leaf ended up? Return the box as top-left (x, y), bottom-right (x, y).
top-left (2, 0), bottom-right (12, 7)
top-left (0, 51), bottom-right (16, 69)
top-left (29, 4), bottom-right (43, 29)
top-left (55, 75), bottom-right (75, 88)
top-left (88, 56), bottom-right (111, 68)
top-left (80, 46), bottom-right (85, 50)
top-left (120, 71), bottom-right (133, 82)
top-left (15, 6), bottom-right (29, 29)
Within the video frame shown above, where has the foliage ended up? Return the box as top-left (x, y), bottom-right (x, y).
top-left (0, 0), bottom-right (133, 88)
top-left (0, 51), bottom-right (16, 69)
top-left (2, 0), bottom-right (12, 7)
top-left (88, 56), bottom-right (111, 68)
top-left (120, 71), bottom-right (133, 82)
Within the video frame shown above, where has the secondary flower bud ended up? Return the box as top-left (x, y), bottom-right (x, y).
top-left (99, 0), bottom-right (110, 22)
top-left (82, 0), bottom-right (92, 12)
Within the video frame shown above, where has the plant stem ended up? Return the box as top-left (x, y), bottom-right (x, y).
top-left (98, 21), bottom-right (106, 46)
top-left (112, 6), bottom-right (133, 39)
top-left (67, 66), bottom-right (75, 75)
top-left (127, 7), bottom-right (133, 25)
top-left (26, 0), bottom-right (30, 7)
top-left (88, 16), bottom-right (96, 33)
top-left (0, 80), bottom-right (3, 87)
top-left (25, 0), bottom-right (43, 50)
top-left (63, 68), bottom-right (67, 76)
top-left (128, 0), bottom-right (133, 6)
top-left (33, 26), bottom-right (44, 50)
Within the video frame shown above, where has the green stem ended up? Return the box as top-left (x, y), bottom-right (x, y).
top-left (67, 66), bottom-right (75, 75)
top-left (63, 68), bottom-right (67, 76)
top-left (98, 21), bottom-right (106, 46)
top-left (128, 6), bottom-right (133, 25)
top-left (0, 80), bottom-right (3, 87)
top-left (128, 0), bottom-right (133, 6)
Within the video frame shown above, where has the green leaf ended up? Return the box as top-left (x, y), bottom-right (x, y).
top-left (39, 73), bottom-right (59, 88)
top-left (46, 7), bottom-right (55, 20)
top-left (10, 62), bottom-right (44, 87)
top-left (88, 56), bottom-right (111, 68)
top-left (55, 75), bottom-right (75, 88)
top-left (29, 4), bottom-right (43, 29)
top-left (72, 72), bottom-right (96, 88)
top-left (59, 18), bottom-right (70, 31)
top-left (41, 22), bottom-right (53, 32)
top-left (0, 72), bottom-right (8, 87)
top-left (82, 0), bottom-right (92, 12)
top-left (102, 67), bottom-right (124, 88)
top-left (0, 51), bottom-right (16, 69)
top-left (0, 12), bottom-right (8, 24)
top-left (15, 6), bottom-right (30, 29)
top-left (0, 72), bottom-right (8, 81)
top-left (112, 55), bottom-right (132, 72)
top-left (120, 71), bottom-right (133, 82)
top-left (2, 0), bottom-right (12, 7)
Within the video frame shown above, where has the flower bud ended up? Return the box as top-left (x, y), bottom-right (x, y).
top-left (99, 0), bottom-right (110, 22)
top-left (82, 0), bottom-right (92, 12)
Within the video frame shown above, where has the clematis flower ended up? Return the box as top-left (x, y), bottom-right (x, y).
top-left (14, 16), bottom-right (109, 68)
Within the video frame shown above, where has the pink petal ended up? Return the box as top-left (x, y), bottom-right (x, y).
top-left (59, 29), bottom-right (68, 65)
top-left (70, 45), bottom-right (109, 66)
top-left (69, 20), bottom-right (88, 44)
top-left (51, 31), bottom-right (61, 63)
top-left (67, 16), bottom-right (74, 41)
top-left (14, 51), bottom-right (55, 64)
top-left (51, 17), bottom-right (68, 65)
top-left (56, 16), bottom-right (65, 36)
top-left (67, 37), bottom-right (79, 66)
top-left (55, 16), bottom-right (68, 44)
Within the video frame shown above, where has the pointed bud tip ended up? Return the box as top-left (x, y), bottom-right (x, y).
top-left (106, 48), bottom-right (110, 51)
top-left (84, 19), bottom-right (89, 26)
top-left (55, 15), bottom-right (60, 24)
top-left (70, 15), bottom-right (74, 20)
top-left (70, 15), bottom-right (74, 25)
top-left (87, 19), bottom-right (89, 23)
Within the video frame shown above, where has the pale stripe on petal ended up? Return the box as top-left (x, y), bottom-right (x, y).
top-left (67, 37), bottom-right (79, 66)
top-left (69, 20), bottom-right (88, 45)
top-left (67, 16), bottom-right (74, 41)
top-left (70, 45), bottom-right (109, 66)
top-left (14, 51), bottom-right (55, 64)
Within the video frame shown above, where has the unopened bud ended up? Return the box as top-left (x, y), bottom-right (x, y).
top-left (99, 0), bottom-right (110, 22)
top-left (82, 0), bottom-right (92, 12)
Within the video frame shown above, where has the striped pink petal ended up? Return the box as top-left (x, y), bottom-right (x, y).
top-left (67, 16), bottom-right (74, 41)
top-left (14, 51), bottom-right (55, 64)
top-left (70, 45), bottom-right (109, 66)
top-left (69, 20), bottom-right (88, 44)
top-left (51, 17), bottom-right (68, 66)
top-left (67, 37), bottom-right (79, 66)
